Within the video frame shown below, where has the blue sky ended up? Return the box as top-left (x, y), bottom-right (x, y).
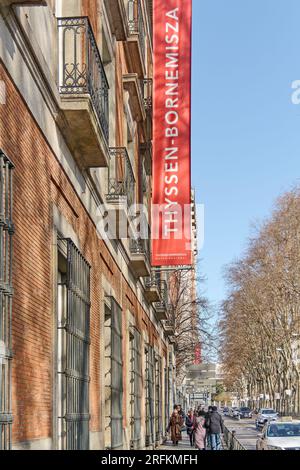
top-left (192, 0), bottom-right (300, 306)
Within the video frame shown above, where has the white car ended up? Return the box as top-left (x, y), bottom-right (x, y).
top-left (256, 408), bottom-right (278, 429)
top-left (256, 420), bottom-right (300, 450)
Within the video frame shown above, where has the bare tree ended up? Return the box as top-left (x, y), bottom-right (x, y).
top-left (219, 187), bottom-right (300, 414)
top-left (169, 267), bottom-right (216, 384)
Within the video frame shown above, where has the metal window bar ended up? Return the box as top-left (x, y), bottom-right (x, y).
top-left (0, 151), bottom-right (14, 451)
top-left (165, 367), bottom-right (169, 431)
top-left (130, 237), bottom-right (150, 259)
top-left (140, 142), bottom-right (153, 176)
top-left (154, 280), bottom-right (168, 311)
top-left (155, 356), bottom-right (162, 443)
top-left (145, 345), bottom-right (155, 447)
top-left (110, 298), bottom-right (123, 450)
top-left (107, 148), bottom-right (136, 210)
top-left (128, 0), bottom-right (146, 64)
top-left (58, 17), bottom-right (110, 142)
top-left (57, 238), bottom-right (91, 450)
top-left (145, 347), bottom-right (150, 446)
top-left (129, 327), bottom-right (142, 449)
top-left (168, 361), bottom-right (173, 418)
top-left (140, 79), bottom-right (152, 113)
top-left (145, 270), bottom-right (161, 290)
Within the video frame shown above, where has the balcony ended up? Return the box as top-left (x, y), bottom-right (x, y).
top-left (141, 78), bottom-right (153, 139)
top-left (140, 142), bottom-right (152, 176)
top-left (57, 17), bottom-right (109, 169)
top-left (144, 270), bottom-right (161, 303)
top-left (124, 0), bottom-right (146, 77)
top-left (144, 79), bottom-right (152, 111)
top-left (123, 74), bottom-right (146, 122)
top-left (163, 318), bottom-right (175, 337)
top-left (129, 237), bottom-right (151, 278)
top-left (154, 280), bottom-right (168, 321)
top-left (106, 147), bottom-right (135, 229)
top-left (104, 0), bottom-right (127, 41)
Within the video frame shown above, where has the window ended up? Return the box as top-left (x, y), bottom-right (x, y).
top-left (56, 238), bottom-right (91, 450)
top-left (104, 297), bottom-right (123, 450)
top-left (145, 345), bottom-right (154, 446)
top-left (165, 366), bottom-right (169, 430)
top-left (129, 327), bottom-right (142, 449)
top-left (155, 355), bottom-right (162, 443)
top-left (0, 151), bottom-right (14, 450)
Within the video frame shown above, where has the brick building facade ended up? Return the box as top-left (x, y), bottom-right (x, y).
top-left (0, 0), bottom-right (182, 450)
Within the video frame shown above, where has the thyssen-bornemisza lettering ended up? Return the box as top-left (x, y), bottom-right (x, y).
top-left (164, 8), bottom-right (179, 235)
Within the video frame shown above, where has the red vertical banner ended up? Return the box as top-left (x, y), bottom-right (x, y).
top-left (194, 343), bottom-right (202, 365)
top-left (152, 0), bottom-right (192, 266)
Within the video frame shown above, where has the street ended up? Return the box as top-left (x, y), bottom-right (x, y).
top-left (224, 416), bottom-right (258, 450)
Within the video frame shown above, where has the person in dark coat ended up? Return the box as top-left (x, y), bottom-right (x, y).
top-left (204, 406), bottom-right (224, 450)
top-left (204, 406), bottom-right (213, 448)
top-left (185, 409), bottom-right (196, 447)
top-left (177, 404), bottom-right (186, 421)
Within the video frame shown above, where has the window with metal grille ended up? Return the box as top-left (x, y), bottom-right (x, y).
top-left (169, 352), bottom-right (175, 409)
top-left (0, 151), bottom-right (14, 450)
top-left (56, 238), bottom-right (91, 450)
top-left (145, 345), bottom-right (154, 447)
top-left (165, 366), bottom-right (169, 430)
top-left (104, 297), bottom-right (123, 450)
top-left (155, 355), bottom-right (162, 443)
top-left (129, 327), bottom-right (142, 449)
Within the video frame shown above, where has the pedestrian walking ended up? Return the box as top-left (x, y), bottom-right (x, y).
top-left (194, 411), bottom-right (207, 450)
top-left (185, 409), bottom-right (196, 447)
top-left (167, 409), bottom-right (183, 446)
top-left (177, 404), bottom-right (186, 421)
top-left (204, 406), bottom-right (213, 448)
top-left (205, 406), bottom-right (224, 450)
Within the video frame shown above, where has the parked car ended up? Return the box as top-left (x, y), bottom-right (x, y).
top-left (229, 407), bottom-right (239, 418)
top-left (256, 409), bottom-right (279, 429)
top-left (223, 407), bottom-right (229, 416)
top-left (238, 407), bottom-right (253, 419)
top-left (256, 419), bottom-right (300, 450)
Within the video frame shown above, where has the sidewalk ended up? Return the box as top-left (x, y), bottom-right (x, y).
top-left (160, 434), bottom-right (195, 450)
top-left (160, 433), bottom-right (225, 450)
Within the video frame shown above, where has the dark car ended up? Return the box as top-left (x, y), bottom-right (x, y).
top-left (239, 407), bottom-right (253, 419)
top-left (223, 407), bottom-right (229, 416)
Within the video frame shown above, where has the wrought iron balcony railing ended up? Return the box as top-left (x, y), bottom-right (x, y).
top-left (130, 237), bottom-right (149, 258)
top-left (107, 148), bottom-right (135, 210)
top-left (141, 78), bottom-right (153, 113)
top-left (58, 17), bottom-right (109, 143)
top-left (128, 0), bottom-right (146, 64)
top-left (154, 280), bottom-right (168, 311)
top-left (164, 318), bottom-right (176, 336)
top-left (145, 270), bottom-right (161, 290)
